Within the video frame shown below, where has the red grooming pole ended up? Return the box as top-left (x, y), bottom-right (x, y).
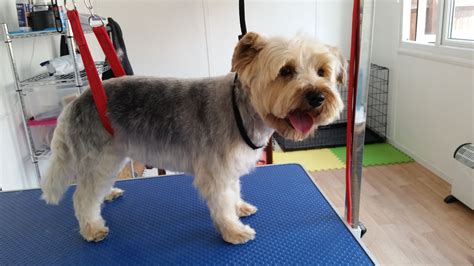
top-left (345, 0), bottom-right (376, 238)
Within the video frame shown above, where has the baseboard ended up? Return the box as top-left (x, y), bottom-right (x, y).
top-left (387, 138), bottom-right (453, 184)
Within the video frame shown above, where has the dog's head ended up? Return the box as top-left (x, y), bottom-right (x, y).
top-left (232, 32), bottom-right (346, 141)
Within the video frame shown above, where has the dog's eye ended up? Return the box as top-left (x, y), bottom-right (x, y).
top-left (279, 65), bottom-right (295, 78)
top-left (317, 68), bottom-right (325, 77)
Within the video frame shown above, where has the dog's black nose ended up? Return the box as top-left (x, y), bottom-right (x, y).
top-left (306, 91), bottom-right (325, 108)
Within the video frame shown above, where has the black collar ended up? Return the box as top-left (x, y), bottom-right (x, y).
top-left (231, 74), bottom-right (263, 150)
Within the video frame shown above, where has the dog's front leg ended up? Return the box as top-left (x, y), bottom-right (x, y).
top-left (232, 179), bottom-right (258, 217)
top-left (194, 172), bottom-right (256, 244)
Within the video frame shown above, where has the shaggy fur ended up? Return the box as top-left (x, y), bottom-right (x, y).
top-left (41, 32), bottom-right (346, 244)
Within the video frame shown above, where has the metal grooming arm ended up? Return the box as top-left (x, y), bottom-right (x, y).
top-left (347, 0), bottom-right (376, 237)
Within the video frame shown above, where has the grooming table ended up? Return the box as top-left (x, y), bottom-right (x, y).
top-left (0, 164), bottom-right (375, 265)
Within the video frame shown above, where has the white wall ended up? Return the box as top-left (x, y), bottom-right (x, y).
top-left (203, 0), bottom-right (318, 76)
top-left (0, 0), bottom-right (352, 191)
top-left (91, 0), bottom-right (210, 77)
top-left (90, 0), bottom-right (351, 77)
top-left (372, 1), bottom-right (473, 207)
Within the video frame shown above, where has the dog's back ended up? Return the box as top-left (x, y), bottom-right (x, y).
top-left (41, 74), bottom-right (242, 203)
top-left (105, 75), bottom-right (238, 171)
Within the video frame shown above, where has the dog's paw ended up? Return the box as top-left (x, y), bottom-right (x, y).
top-left (81, 222), bottom-right (109, 242)
top-left (237, 202), bottom-right (257, 217)
top-left (104, 187), bottom-right (124, 202)
top-left (221, 224), bottom-right (256, 245)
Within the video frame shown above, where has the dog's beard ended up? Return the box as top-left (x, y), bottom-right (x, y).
top-left (255, 86), bottom-right (343, 141)
top-left (264, 101), bottom-right (342, 141)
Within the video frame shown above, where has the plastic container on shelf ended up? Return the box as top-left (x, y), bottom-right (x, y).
top-left (27, 85), bottom-right (79, 151)
top-left (57, 86), bottom-right (79, 106)
top-left (30, 120), bottom-right (55, 151)
top-left (25, 85), bottom-right (78, 120)
top-left (25, 85), bottom-right (59, 120)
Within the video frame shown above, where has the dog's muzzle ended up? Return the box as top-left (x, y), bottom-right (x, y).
top-left (305, 91), bottom-right (325, 108)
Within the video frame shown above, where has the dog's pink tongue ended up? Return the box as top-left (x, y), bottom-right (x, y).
top-left (288, 111), bottom-right (313, 134)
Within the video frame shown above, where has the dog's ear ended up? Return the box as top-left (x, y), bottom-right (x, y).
top-left (328, 46), bottom-right (348, 85)
top-left (231, 32), bottom-right (267, 74)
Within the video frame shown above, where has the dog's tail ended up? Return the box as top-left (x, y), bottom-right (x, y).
top-left (41, 122), bottom-right (72, 204)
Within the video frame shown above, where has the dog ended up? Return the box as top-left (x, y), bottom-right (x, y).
top-left (41, 32), bottom-right (345, 245)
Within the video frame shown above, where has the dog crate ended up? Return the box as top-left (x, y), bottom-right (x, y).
top-left (274, 63), bottom-right (389, 151)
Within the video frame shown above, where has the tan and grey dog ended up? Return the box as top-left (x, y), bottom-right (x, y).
top-left (41, 32), bottom-right (345, 245)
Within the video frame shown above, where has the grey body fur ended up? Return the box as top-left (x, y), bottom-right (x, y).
top-left (66, 73), bottom-right (271, 174)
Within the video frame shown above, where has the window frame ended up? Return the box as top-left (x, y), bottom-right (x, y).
top-left (399, 0), bottom-right (473, 66)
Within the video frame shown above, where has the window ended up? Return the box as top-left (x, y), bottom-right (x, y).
top-left (444, 0), bottom-right (474, 42)
top-left (407, 0), bottom-right (439, 43)
top-left (403, 0), bottom-right (473, 49)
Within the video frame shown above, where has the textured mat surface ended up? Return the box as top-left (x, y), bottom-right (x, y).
top-left (0, 164), bottom-right (373, 265)
top-left (331, 143), bottom-right (413, 167)
top-left (273, 148), bottom-right (344, 171)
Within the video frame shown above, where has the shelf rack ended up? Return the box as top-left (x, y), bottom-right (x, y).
top-left (21, 62), bottom-right (109, 88)
top-left (2, 23), bottom-right (108, 181)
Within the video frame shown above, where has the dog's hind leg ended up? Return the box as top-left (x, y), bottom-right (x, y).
top-left (73, 150), bottom-right (125, 242)
top-left (194, 166), bottom-right (256, 245)
top-left (41, 121), bottom-right (73, 204)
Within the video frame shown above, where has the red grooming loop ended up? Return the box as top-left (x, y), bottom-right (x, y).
top-left (345, 0), bottom-right (361, 225)
top-left (66, 8), bottom-right (126, 135)
top-left (92, 26), bottom-right (126, 77)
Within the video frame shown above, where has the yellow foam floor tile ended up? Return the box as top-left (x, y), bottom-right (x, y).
top-left (273, 149), bottom-right (345, 171)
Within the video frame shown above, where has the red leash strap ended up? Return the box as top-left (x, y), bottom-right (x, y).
top-left (66, 9), bottom-right (114, 135)
top-left (345, 0), bottom-right (361, 225)
top-left (93, 26), bottom-right (126, 77)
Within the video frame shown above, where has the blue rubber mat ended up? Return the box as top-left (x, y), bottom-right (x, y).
top-left (0, 164), bottom-right (374, 265)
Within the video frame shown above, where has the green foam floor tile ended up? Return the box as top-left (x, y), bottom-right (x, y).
top-left (330, 143), bottom-right (414, 167)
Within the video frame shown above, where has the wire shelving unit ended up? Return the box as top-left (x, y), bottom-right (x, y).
top-left (2, 23), bottom-right (109, 181)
